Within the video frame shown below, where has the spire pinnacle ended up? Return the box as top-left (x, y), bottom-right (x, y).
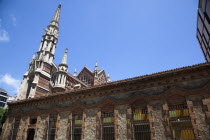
top-left (49, 4), bottom-right (61, 28)
top-left (61, 48), bottom-right (68, 65)
top-left (73, 68), bottom-right (77, 76)
top-left (107, 73), bottom-right (110, 82)
top-left (94, 61), bottom-right (98, 71)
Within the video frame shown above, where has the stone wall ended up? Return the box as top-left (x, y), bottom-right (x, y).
top-left (56, 112), bottom-right (70, 140)
top-left (34, 115), bottom-right (49, 140)
top-left (188, 99), bottom-right (210, 140)
top-left (1, 117), bottom-right (14, 140)
top-left (126, 106), bottom-right (133, 140)
top-left (17, 116), bottom-right (28, 140)
top-left (83, 109), bottom-right (99, 140)
top-left (148, 103), bottom-right (166, 140)
top-left (115, 105), bottom-right (129, 140)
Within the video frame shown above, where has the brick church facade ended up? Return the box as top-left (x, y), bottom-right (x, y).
top-left (1, 4), bottom-right (210, 140)
top-left (17, 5), bottom-right (110, 100)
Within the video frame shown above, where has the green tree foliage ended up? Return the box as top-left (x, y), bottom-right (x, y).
top-left (0, 107), bottom-right (8, 129)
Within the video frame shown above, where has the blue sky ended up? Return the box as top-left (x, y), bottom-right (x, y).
top-left (0, 0), bottom-right (204, 95)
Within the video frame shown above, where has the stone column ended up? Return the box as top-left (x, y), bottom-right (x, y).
top-left (56, 112), bottom-right (71, 140)
top-left (203, 97), bottom-right (210, 127)
top-left (162, 103), bottom-right (173, 140)
top-left (126, 105), bottom-right (133, 140)
top-left (0, 117), bottom-right (14, 140)
top-left (148, 101), bottom-right (167, 140)
top-left (115, 104), bottom-right (129, 140)
top-left (187, 97), bottom-right (210, 140)
top-left (96, 111), bottom-right (101, 140)
top-left (66, 113), bottom-right (72, 140)
top-left (83, 108), bottom-right (99, 140)
top-left (34, 114), bottom-right (49, 140)
top-left (16, 116), bottom-right (29, 140)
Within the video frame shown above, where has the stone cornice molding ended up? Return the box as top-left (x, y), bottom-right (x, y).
top-left (8, 62), bottom-right (210, 116)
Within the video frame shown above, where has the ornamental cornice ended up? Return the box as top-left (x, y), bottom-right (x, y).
top-left (8, 85), bottom-right (210, 117)
top-left (9, 63), bottom-right (210, 111)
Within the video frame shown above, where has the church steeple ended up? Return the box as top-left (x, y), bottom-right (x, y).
top-left (49, 4), bottom-right (61, 29)
top-left (37, 4), bottom-right (61, 64)
top-left (18, 4), bottom-right (63, 100)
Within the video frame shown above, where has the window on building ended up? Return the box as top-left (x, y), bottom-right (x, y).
top-left (0, 97), bottom-right (7, 102)
top-left (11, 119), bottom-right (20, 140)
top-left (0, 102), bottom-right (5, 107)
top-left (30, 118), bottom-right (37, 125)
top-left (101, 112), bottom-right (115, 140)
top-left (48, 116), bottom-right (57, 140)
top-left (0, 92), bottom-right (7, 96)
top-left (133, 108), bottom-right (151, 140)
top-left (72, 114), bottom-right (82, 140)
top-left (169, 104), bottom-right (195, 140)
top-left (199, 0), bottom-right (206, 12)
top-left (27, 128), bottom-right (35, 140)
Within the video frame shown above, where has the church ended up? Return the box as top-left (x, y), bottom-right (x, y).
top-left (17, 5), bottom-right (110, 100)
top-left (1, 4), bottom-right (210, 140)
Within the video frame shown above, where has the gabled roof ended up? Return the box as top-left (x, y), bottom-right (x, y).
top-left (77, 66), bottom-right (94, 76)
top-left (67, 73), bottom-right (88, 87)
top-left (98, 69), bottom-right (106, 77)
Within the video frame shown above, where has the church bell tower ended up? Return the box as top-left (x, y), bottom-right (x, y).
top-left (18, 4), bottom-right (61, 100)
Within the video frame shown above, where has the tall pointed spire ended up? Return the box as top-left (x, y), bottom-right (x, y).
top-left (61, 48), bottom-right (68, 65)
top-left (49, 4), bottom-right (61, 28)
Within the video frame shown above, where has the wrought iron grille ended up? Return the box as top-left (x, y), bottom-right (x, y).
top-left (48, 117), bottom-right (57, 140)
top-left (133, 108), bottom-right (151, 140)
top-left (101, 112), bottom-right (115, 140)
top-left (169, 104), bottom-right (195, 140)
top-left (72, 115), bottom-right (82, 140)
top-left (11, 119), bottom-right (20, 140)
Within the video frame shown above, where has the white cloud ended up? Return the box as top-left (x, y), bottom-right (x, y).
top-left (0, 18), bottom-right (10, 42)
top-left (10, 15), bottom-right (16, 26)
top-left (0, 29), bottom-right (10, 42)
top-left (0, 74), bottom-right (21, 93)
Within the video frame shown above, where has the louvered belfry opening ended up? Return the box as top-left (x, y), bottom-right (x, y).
top-left (11, 119), bottom-right (20, 140)
top-left (169, 104), bottom-right (195, 140)
top-left (72, 114), bottom-right (82, 140)
top-left (133, 108), bottom-right (151, 140)
top-left (48, 116), bottom-right (57, 140)
top-left (101, 112), bottom-right (115, 140)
